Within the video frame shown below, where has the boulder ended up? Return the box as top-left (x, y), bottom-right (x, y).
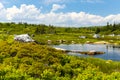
top-left (14, 34), bottom-right (35, 42)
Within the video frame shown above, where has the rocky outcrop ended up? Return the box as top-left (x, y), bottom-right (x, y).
top-left (54, 48), bottom-right (104, 55)
top-left (94, 41), bottom-right (109, 44)
top-left (14, 34), bottom-right (35, 42)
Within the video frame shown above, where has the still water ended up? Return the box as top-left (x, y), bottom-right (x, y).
top-left (53, 44), bottom-right (120, 61)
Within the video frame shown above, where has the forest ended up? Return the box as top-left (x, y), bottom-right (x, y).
top-left (1, 22), bottom-right (120, 79)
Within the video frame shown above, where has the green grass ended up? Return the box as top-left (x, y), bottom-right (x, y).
top-left (32, 33), bottom-right (101, 45)
top-left (80, 57), bottom-right (120, 73)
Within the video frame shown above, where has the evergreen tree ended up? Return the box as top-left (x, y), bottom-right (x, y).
top-left (95, 28), bottom-right (100, 34)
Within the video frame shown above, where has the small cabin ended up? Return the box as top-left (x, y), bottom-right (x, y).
top-left (14, 34), bottom-right (35, 42)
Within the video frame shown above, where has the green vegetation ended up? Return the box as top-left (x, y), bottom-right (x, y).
top-left (0, 41), bottom-right (120, 80)
top-left (0, 22), bottom-right (95, 44)
top-left (1, 22), bottom-right (120, 79)
top-left (1, 22), bottom-right (120, 45)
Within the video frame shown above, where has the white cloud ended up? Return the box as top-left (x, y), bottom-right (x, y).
top-left (6, 4), bottom-right (41, 22)
top-left (81, 0), bottom-right (103, 3)
top-left (0, 2), bottom-right (120, 27)
top-left (6, 6), bottom-right (20, 20)
top-left (51, 4), bottom-right (65, 12)
top-left (0, 3), bottom-right (7, 21)
top-left (43, 0), bottom-right (67, 4)
top-left (38, 12), bottom-right (105, 26)
top-left (104, 14), bottom-right (120, 23)
top-left (0, 2), bottom-right (4, 9)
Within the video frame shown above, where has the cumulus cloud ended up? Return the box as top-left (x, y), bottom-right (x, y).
top-left (0, 3), bottom-right (7, 21)
top-left (0, 2), bottom-right (120, 27)
top-left (104, 14), bottom-right (120, 23)
top-left (0, 2), bottom-right (4, 9)
top-left (6, 4), bottom-right (41, 22)
top-left (51, 4), bottom-right (65, 12)
top-left (38, 12), bottom-right (105, 26)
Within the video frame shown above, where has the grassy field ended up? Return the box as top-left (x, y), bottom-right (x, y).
top-left (32, 33), bottom-right (120, 45)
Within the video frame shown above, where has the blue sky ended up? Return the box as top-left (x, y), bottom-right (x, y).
top-left (0, 0), bottom-right (120, 27)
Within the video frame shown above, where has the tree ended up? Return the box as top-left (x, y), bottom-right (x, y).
top-left (95, 28), bottom-right (100, 34)
top-left (47, 25), bottom-right (56, 34)
top-left (34, 26), bottom-right (46, 34)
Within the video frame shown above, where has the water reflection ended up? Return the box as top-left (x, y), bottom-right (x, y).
top-left (53, 44), bottom-right (120, 61)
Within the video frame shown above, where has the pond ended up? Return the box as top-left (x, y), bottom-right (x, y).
top-left (53, 44), bottom-right (120, 61)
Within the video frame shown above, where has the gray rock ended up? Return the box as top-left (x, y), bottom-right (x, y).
top-left (14, 34), bottom-right (35, 42)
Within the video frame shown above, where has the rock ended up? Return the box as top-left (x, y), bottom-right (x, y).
top-left (14, 34), bottom-right (35, 42)
top-left (79, 36), bottom-right (86, 39)
top-left (72, 41), bottom-right (75, 44)
top-left (87, 50), bottom-right (104, 55)
top-left (86, 41), bottom-right (93, 44)
top-left (94, 41), bottom-right (109, 44)
top-left (88, 50), bottom-right (95, 55)
top-left (93, 34), bottom-right (100, 38)
top-left (56, 40), bottom-right (67, 43)
top-left (47, 40), bottom-right (52, 44)
top-left (55, 48), bottom-right (104, 55)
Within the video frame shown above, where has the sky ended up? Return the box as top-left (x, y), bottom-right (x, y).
top-left (0, 0), bottom-right (120, 27)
